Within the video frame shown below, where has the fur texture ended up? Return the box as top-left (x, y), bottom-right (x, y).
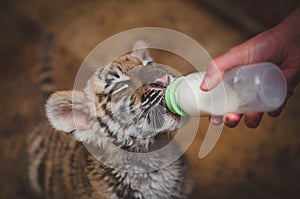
top-left (27, 41), bottom-right (193, 199)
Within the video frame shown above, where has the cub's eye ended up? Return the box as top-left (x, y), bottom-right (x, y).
top-left (116, 82), bottom-right (127, 89)
top-left (113, 81), bottom-right (129, 94)
top-left (149, 82), bottom-right (166, 88)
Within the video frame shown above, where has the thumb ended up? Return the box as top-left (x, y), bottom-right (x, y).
top-left (200, 45), bottom-right (248, 91)
top-left (200, 28), bottom-right (278, 91)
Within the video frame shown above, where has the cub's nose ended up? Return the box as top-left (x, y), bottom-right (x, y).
top-left (151, 74), bottom-right (170, 88)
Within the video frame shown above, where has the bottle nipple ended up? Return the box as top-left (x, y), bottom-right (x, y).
top-left (165, 77), bottom-right (186, 116)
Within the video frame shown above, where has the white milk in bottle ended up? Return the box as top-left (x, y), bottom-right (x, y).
top-left (165, 62), bottom-right (287, 117)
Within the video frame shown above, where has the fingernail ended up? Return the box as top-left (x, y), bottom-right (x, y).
top-left (227, 113), bottom-right (240, 122)
top-left (224, 117), bottom-right (239, 128)
top-left (209, 116), bottom-right (223, 125)
top-left (200, 77), bottom-right (210, 91)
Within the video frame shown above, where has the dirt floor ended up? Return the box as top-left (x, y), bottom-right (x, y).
top-left (0, 0), bottom-right (299, 198)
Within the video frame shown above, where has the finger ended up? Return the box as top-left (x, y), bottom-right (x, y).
top-left (200, 28), bottom-right (282, 92)
top-left (200, 61), bottom-right (224, 91)
top-left (224, 113), bottom-right (242, 128)
top-left (209, 115), bottom-right (224, 125)
top-left (200, 46), bottom-right (247, 91)
top-left (268, 106), bottom-right (284, 117)
top-left (244, 112), bottom-right (264, 128)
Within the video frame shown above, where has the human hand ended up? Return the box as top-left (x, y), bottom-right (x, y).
top-left (200, 7), bottom-right (300, 128)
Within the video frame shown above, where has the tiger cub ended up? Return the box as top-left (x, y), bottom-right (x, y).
top-left (27, 40), bottom-right (193, 199)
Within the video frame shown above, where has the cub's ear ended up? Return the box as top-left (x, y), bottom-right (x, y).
top-left (132, 40), bottom-right (153, 66)
top-left (46, 90), bottom-right (94, 133)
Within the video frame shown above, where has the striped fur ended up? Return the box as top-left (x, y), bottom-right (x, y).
top-left (27, 40), bottom-right (193, 199)
top-left (40, 34), bottom-right (55, 103)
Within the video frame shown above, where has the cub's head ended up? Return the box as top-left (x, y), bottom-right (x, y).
top-left (46, 41), bottom-right (187, 150)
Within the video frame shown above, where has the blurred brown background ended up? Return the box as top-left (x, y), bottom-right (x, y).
top-left (0, 0), bottom-right (299, 198)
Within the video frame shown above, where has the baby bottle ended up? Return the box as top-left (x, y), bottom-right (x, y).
top-left (165, 62), bottom-right (287, 117)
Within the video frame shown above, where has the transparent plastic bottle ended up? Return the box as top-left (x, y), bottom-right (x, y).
top-left (165, 62), bottom-right (287, 117)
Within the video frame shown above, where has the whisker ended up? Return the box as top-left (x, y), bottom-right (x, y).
top-left (119, 107), bottom-right (143, 129)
